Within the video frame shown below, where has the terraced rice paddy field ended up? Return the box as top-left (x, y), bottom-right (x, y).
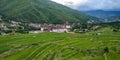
top-left (0, 31), bottom-right (120, 60)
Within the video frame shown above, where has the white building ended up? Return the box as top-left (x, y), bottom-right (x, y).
top-left (29, 30), bottom-right (42, 34)
top-left (52, 28), bottom-right (68, 33)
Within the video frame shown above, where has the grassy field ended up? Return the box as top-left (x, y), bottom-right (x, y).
top-left (0, 28), bottom-right (120, 60)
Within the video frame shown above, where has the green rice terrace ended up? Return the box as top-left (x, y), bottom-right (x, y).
top-left (0, 28), bottom-right (120, 60)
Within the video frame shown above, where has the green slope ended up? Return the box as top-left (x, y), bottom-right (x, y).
top-left (0, 0), bottom-right (95, 24)
top-left (0, 32), bottom-right (120, 60)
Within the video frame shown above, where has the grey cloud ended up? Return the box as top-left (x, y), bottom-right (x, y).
top-left (77, 0), bottom-right (120, 11)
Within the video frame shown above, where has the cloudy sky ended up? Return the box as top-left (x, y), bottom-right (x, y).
top-left (51, 0), bottom-right (120, 11)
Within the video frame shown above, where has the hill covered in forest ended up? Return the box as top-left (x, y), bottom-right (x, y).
top-left (0, 0), bottom-right (98, 24)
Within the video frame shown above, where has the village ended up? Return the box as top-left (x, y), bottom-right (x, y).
top-left (0, 19), bottom-right (102, 35)
top-left (0, 15), bottom-right (102, 35)
top-left (0, 20), bottom-right (72, 34)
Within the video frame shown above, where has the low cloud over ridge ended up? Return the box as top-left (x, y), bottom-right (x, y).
top-left (51, 0), bottom-right (120, 11)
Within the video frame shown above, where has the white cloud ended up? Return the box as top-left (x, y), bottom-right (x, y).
top-left (51, 0), bottom-right (88, 9)
top-left (51, 0), bottom-right (120, 11)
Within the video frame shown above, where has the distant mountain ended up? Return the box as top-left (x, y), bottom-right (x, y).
top-left (0, 0), bottom-right (97, 24)
top-left (83, 10), bottom-right (120, 19)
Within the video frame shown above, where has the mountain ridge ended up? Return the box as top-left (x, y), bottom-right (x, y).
top-left (0, 0), bottom-right (97, 24)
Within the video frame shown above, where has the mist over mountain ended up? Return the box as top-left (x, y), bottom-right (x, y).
top-left (51, 0), bottom-right (120, 11)
top-left (83, 10), bottom-right (120, 19)
top-left (0, 0), bottom-right (98, 24)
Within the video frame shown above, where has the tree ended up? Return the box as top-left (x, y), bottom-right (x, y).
top-left (103, 47), bottom-right (109, 60)
top-left (104, 47), bottom-right (109, 53)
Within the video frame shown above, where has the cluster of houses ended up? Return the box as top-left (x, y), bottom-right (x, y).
top-left (10, 21), bottom-right (21, 26)
top-left (0, 20), bottom-right (72, 34)
top-left (28, 22), bottom-right (71, 33)
top-left (0, 20), bottom-right (21, 35)
top-left (0, 19), bottom-right (101, 34)
top-left (0, 23), bottom-right (8, 35)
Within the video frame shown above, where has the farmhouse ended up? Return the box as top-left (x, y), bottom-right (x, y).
top-left (92, 25), bottom-right (100, 30)
top-left (10, 21), bottom-right (21, 27)
top-left (28, 23), bottom-right (41, 28)
top-left (0, 23), bottom-right (8, 35)
top-left (0, 15), bottom-right (2, 20)
top-left (0, 23), bottom-right (8, 30)
top-left (11, 21), bottom-right (21, 24)
top-left (29, 30), bottom-right (41, 34)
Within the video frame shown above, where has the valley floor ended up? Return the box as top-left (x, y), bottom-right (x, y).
top-left (0, 30), bottom-right (120, 60)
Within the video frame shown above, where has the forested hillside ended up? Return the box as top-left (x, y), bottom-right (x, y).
top-left (0, 0), bottom-right (97, 24)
